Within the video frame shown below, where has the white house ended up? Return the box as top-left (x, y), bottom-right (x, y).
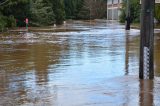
top-left (107, 0), bottom-right (122, 20)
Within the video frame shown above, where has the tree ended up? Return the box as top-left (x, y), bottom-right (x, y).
top-left (30, 0), bottom-right (55, 26)
top-left (52, 0), bottom-right (65, 25)
top-left (155, 4), bottom-right (160, 23)
top-left (77, 0), bottom-right (107, 20)
top-left (64, 0), bottom-right (84, 19)
top-left (0, 0), bottom-right (22, 29)
top-left (1, 0), bottom-right (31, 26)
top-left (93, 0), bottom-right (107, 19)
top-left (119, 0), bottom-right (140, 23)
top-left (64, 0), bottom-right (75, 19)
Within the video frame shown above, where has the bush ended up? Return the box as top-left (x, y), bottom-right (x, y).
top-left (7, 15), bottom-right (16, 27)
top-left (0, 15), bottom-right (7, 31)
top-left (0, 15), bottom-right (16, 31)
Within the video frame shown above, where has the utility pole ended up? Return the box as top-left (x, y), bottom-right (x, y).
top-left (125, 0), bottom-right (131, 30)
top-left (139, 0), bottom-right (155, 79)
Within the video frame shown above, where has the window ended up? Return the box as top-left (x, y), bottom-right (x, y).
top-left (107, 0), bottom-right (113, 5)
top-left (113, 0), bottom-right (119, 4)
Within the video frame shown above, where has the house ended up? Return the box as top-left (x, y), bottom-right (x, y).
top-left (107, 0), bottom-right (122, 20)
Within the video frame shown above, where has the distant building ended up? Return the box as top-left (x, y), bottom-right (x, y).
top-left (107, 0), bottom-right (122, 20)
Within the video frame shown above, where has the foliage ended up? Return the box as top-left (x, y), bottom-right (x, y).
top-left (155, 4), bottom-right (160, 23)
top-left (119, 0), bottom-right (140, 23)
top-left (7, 15), bottom-right (16, 27)
top-left (52, 0), bottom-right (65, 25)
top-left (30, 0), bottom-right (55, 26)
top-left (93, 0), bottom-right (107, 19)
top-left (0, 0), bottom-right (109, 30)
top-left (77, 0), bottom-right (107, 20)
top-left (0, 0), bottom-right (65, 28)
top-left (64, 0), bottom-right (84, 19)
top-left (0, 15), bottom-right (7, 30)
top-left (0, 0), bottom-right (30, 26)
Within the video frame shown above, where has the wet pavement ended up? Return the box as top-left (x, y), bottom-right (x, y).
top-left (0, 20), bottom-right (160, 106)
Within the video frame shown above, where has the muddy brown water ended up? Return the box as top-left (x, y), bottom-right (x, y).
top-left (0, 21), bottom-right (160, 106)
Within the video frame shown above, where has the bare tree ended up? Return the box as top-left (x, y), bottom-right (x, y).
top-left (78, 0), bottom-right (107, 19)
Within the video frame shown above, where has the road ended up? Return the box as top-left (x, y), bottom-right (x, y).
top-left (0, 20), bottom-right (160, 106)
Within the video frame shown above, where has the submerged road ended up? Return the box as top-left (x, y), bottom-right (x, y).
top-left (0, 20), bottom-right (160, 106)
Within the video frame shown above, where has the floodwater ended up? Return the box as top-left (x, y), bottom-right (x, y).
top-left (0, 20), bottom-right (160, 106)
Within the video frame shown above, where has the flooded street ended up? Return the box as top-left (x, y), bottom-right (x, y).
top-left (0, 20), bottom-right (160, 106)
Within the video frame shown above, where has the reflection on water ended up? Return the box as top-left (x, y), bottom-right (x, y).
top-left (155, 33), bottom-right (160, 76)
top-left (0, 21), bottom-right (160, 106)
top-left (125, 31), bottom-right (129, 75)
top-left (139, 80), bottom-right (154, 106)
